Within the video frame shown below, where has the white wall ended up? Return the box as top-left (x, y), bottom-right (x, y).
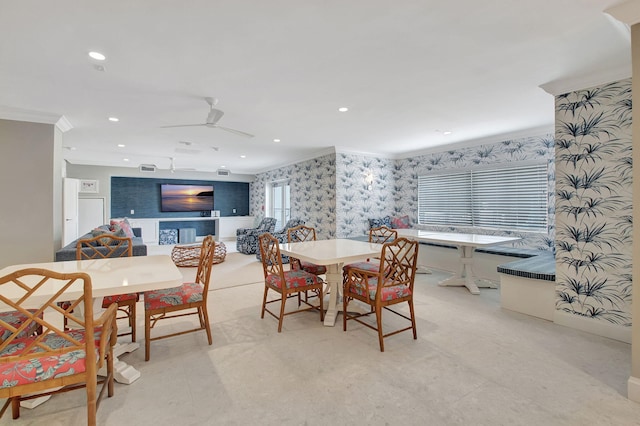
top-left (0, 119), bottom-right (62, 267)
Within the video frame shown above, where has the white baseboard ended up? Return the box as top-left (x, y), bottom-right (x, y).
top-left (628, 376), bottom-right (640, 402)
top-left (554, 310), bottom-right (631, 343)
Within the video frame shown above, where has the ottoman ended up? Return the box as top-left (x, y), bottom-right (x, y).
top-left (171, 241), bottom-right (227, 267)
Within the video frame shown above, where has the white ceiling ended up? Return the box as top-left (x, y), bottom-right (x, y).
top-left (0, 1), bottom-right (631, 175)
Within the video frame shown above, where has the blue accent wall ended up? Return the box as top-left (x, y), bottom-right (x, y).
top-left (111, 177), bottom-right (249, 218)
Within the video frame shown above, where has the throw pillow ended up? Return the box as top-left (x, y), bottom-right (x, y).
top-left (110, 218), bottom-right (135, 238)
top-left (391, 215), bottom-right (411, 229)
top-left (368, 216), bottom-right (392, 229)
top-left (92, 227), bottom-right (128, 245)
top-left (91, 228), bottom-right (116, 245)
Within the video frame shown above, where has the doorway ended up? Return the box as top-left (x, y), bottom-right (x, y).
top-left (267, 180), bottom-right (290, 229)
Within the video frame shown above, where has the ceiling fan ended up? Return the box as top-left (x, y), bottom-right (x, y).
top-left (168, 157), bottom-right (196, 173)
top-left (161, 97), bottom-right (254, 138)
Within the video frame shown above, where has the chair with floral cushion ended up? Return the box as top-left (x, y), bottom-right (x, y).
top-left (287, 225), bottom-right (327, 303)
top-left (143, 235), bottom-right (214, 361)
top-left (255, 218), bottom-right (306, 263)
top-left (258, 232), bottom-right (324, 332)
top-left (236, 217), bottom-right (277, 254)
top-left (76, 234), bottom-right (139, 342)
top-left (0, 268), bottom-right (118, 425)
top-left (343, 237), bottom-right (418, 352)
top-left (342, 225), bottom-right (397, 279)
top-left (0, 311), bottom-right (42, 344)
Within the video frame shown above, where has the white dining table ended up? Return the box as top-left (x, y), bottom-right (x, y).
top-left (0, 255), bottom-right (183, 387)
top-left (279, 239), bottom-right (381, 326)
top-left (396, 229), bottom-right (521, 295)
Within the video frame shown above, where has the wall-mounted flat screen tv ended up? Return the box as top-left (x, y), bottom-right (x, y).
top-left (160, 184), bottom-right (214, 212)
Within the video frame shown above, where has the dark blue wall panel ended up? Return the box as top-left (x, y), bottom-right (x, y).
top-left (111, 177), bottom-right (249, 219)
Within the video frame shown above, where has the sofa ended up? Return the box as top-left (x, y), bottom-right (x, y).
top-left (55, 226), bottom-right (147, 262)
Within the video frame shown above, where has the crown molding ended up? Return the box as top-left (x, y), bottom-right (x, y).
top-left (55, 115), bottom-right (73, 132)
top-left (605, 1), bottom-right (640, 26)
top-left (251, 147), bottom-right (337, 175)
top-left (0, 105), bottom-right (74, 133)
top-left (399, 125), bottom-right (555, 159)
top-left (539, 66), bottom-right (631, 96)
top-left (334, 146), bottom-right (395, 159)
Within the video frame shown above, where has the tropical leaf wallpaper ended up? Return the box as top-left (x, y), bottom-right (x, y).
top-left (554, 79), bottom-right (632, 326)
top-left (335, 153), bottom-right (396, 237)
top-left (249, 154), bottom-right (337, 240)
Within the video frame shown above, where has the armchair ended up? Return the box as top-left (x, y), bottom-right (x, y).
top-left (255, 218), bottom-right (306, 263)
top-left (236, 217), bottom-right (277, 254)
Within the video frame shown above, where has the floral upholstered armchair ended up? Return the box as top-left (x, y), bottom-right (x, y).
top-left (236, 217), bottom-right (277, 254)
top-left (255, 218), bottom-right (306, 263)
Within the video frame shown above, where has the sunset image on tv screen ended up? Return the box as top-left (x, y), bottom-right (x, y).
top-left (161, 184), bottom-right (214, 212)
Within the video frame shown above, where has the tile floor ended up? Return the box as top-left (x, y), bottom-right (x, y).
top-left (5, 243), bottom-right (640, 425)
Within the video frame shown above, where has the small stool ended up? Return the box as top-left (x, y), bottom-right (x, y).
top-left (171, 241), bottom-right (227, 267)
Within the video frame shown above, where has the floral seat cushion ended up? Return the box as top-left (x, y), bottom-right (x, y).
top-left (143, 282), bottom-right (204, 310)
top-left (102, 292), bottom-right (139, 308)
top-left (0, 310), bottom-right (42, 341)
top-left (299, 261), bottom-right (327, 275)
top-left (0, 328), bottom-right (104, 389)
top-left (265, 270), bottom-right (323, 290)
top-left (349, 277), bottom-right (412, 301)
top-left (342, 260), bottom-right (379, 273)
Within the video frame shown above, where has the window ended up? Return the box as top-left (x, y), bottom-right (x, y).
top-left (418, 162), bottom-right (548, 232)
top-left (267, 180), bottom-right (290, 229)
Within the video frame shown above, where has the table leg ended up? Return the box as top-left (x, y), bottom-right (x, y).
top-left (323, 263), bottom-right (342, 327)
top-left (438, 245), bottom-right (481, 295)
top-left (73, 297), bottom-right (142, 384)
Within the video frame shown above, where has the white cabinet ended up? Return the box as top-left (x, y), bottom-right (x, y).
top-left (218, 216), bottom-right (255, 241)
top-left (128, 219), bottom-right (159, 244)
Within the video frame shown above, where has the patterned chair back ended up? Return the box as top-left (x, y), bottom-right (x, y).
top-left (258, 217), bottom-right (277, 232)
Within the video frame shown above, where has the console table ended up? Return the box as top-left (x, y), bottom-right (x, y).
top-left (127, 216), bottom-right (253, 244)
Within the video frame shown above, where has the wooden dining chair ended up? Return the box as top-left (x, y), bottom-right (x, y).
top-left (342, 225), bottom-right (398, 279)
top-left (287, 225), bottom-right (327, 303)
top-left (76, 234), bottom-right (139, 342)
top-left (0, 268), bottom-right (118, 425)
top-left (143, 235), bottom-right (215, 361)
top-left (258, 232), bottom-right (324, 332)
top-left (343, 237), bottom-right (419, 352)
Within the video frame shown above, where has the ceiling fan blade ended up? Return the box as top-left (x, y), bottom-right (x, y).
top-left (214, 125), bottom-right (254, 138)
top-left (160, 124), bottom-right (206, 128)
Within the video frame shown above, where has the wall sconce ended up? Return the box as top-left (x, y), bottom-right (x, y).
top-left (364, 172), bottom-right (374, 190)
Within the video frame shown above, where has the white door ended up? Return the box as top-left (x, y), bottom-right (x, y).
top-left (63, 178), bottom-right (80, 246)
top-left (79, 198), bottom-right (106, 235)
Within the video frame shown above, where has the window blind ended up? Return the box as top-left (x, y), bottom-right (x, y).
top-left (418, 163), bottom-right (548, 232)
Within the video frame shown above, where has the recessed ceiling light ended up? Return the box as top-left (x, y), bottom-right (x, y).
top-left (123, 158), bottom-right (129, 162)
top-left (240, 155), bottom-right (246, 159)
top-left (108, 117), bottom-right (119, 122)
top-left (117, 144), bottom-right (125, 148)
top-left (220, 165), bottom-right (226, 168)
top-left (338, 107), bottom-right (349, 112)
top-left (273, 139), bottom-right (281, 143)
top-left (443, 131), bottom-right (452, 135)
top-left (88, 51), bottom-right (106, 61)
